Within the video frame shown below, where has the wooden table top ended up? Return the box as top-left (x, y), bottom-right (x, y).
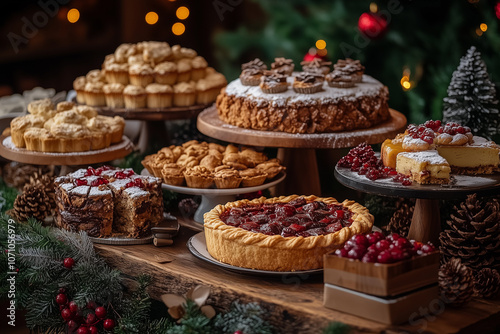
top-left (197, 106), bottom-right (407, 148)
top-left (94, 217), bottom-right (500, 334)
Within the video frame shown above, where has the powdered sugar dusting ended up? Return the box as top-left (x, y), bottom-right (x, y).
top-left (398, 150), bottom-right (449, 165)
top-left (72, 185), bottom-right (90, 196)
top-left (225, 75), bottom-right (384, 107)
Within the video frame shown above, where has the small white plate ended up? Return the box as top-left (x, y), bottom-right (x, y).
top-left (187, 231), bottom-right (323, 277)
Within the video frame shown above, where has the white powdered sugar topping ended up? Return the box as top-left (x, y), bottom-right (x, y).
top-left (470, 136), bottom-right (500, 148)
top-left (108, 178), bottom-right (130, 190)
top-left (399, 150), bottom-right (449, 165)
top-left (403, 135), bottom-right (428, 147)
top-left (224, 74), bottom-right (385, 107)
top-left (124, 187), bottom-right (148, 198)
top-left (71, 185), bottom-right (90, 196)
top-left (89, 187), bottom-right (111, 195)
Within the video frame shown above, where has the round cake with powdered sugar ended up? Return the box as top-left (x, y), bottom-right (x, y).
top-left (55, 166), bottom-right (163, 238)
top-left (215, 74), bottom-right (390, 134)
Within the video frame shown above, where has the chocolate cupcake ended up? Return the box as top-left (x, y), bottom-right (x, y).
top-left (292, 72), bottom-right (323, 94)
top-left (259, 72), bottom-right (288, 94)
top-left (325, 70), bottom-right (356, 88)
top-left (271, 57), bottom-right (294, 75)
top-left (333, 58), bottom-right (365, 83)
top-left (239, 68), bottom-right (264, 86)
top-left (301, 59), bottom-right (332, 75)
top-left (241, 58), bottom-right (267, 71)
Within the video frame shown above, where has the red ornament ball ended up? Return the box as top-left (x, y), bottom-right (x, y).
top-left (77, 326), bottom-right (89, 334)
top-left (95, 306), bottom-right (107, 319)
top-left (496, 1), bottom-right (500, 20)
top-left (358, 12), bottom-right (388, 39)
top-left (56, 293), bottom-right (68, 305)
top-left (103, 318), bottom-right (116, 331)
top-left (63, 257), bottom-right (75, 269)
top-left (61, 308), bottom-right (73, 321)
top-left (89, 326), bottom-right (99, 334)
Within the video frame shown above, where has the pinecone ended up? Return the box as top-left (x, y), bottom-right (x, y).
top-left (11, 184), bottom-right (52, 222)
top-left (439, 258), bottom-right (474, 307)
top-left (2, 163), bottom-right (53, 190)
top-left (439, 194), bottom-right (500, 271)
top-left (474, 268), bottom-right (500, 299)
top-left (384, 200), bottom-right (414, 237)
top-left (29, 173), bottom-right (56, 211)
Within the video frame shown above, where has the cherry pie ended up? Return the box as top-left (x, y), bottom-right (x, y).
top-left (203, 195), bottom-right (373, 271)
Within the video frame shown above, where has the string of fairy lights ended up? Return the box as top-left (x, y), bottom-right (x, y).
top-left (63, 4), bottom-right (190, 36)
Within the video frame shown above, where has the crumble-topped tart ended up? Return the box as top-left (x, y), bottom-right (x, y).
top-left (204, 195), bottom-right (373, 271)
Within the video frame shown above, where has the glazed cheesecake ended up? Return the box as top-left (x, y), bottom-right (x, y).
top-left (396, 151), bottom-right (451, 184)
top-left (382, 120), bottom-right (500, 183)
top-left (203, 195), bottom-right (373, 271)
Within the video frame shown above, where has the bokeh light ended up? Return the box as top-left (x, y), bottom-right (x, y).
top-left (480, 23), bottom-right (487, 32)
top-left (315, 39), bottom-right (326, 50)
top-left (67, 8), bottom-right (80, 23)
top-left (145, 11), bottom-right (159, 25)
top-left (370, 2), bottom-right (378, 13)
top-left (172, 22), bottom-right (186, 35)
top-left (176, 6), bottom-right (190, 20)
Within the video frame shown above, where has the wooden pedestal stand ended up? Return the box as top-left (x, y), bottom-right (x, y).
top-left (0, 135), bottom-right (134, 174)
top-left (335, 166), bottom-right (500, 244)
top-left (197, 106), bottom-right (407, 196)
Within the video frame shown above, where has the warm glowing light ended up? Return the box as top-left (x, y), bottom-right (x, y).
top-left (172, 22), bottom-right (185, 35)
top-left (480, 23), bottom-right (488, 32)
top-left (176, 6), bottom-right (190, 20)
top-left (400, 76), bottom-right (410, 86)
top-left (476, 28), bottom-right (483, 36)
top-left (315, 39), bottom-right (326, 50)
top-left (370, 2), bottom-right (378, 13)
top-left (402, 81), bottom-right (411, 89)
top-left (67, 8), bottom-right (80, 23)
top-left (317, 48), bottom-right (327, 57)
top-left (145, 11), bottom-right (159, 25)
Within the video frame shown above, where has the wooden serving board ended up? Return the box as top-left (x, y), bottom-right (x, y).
top-left (94, 216), bottom-right (500, 334)
top-left (0, 135), bottom-right (133, 166)
top-left (197, 106), bottom-right (407, 149)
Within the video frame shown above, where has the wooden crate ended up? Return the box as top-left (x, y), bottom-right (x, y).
top-left (323, 251), bottom-right (440, 296)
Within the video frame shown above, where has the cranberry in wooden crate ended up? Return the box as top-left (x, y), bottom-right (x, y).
top-left (323, 232), bottom-right (439, 297)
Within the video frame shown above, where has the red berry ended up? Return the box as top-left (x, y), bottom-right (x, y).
top-left (77, 326), bottom-right (89, 334)
top-left (335, 248), bottom-right (348, 258)
top-left (133, 178), bottom-right (144, 188)
top-left (362, 251), bottom-right (378, 263)
top-left (234, 331), bottom-right (243, 334)
top-left (386, 233), bottom-right (401, 242)
top-left (390, 248), bottom-right (405, 262)
top-left (348, 247), bottom-right (366, 260)
top-left (114, 171), bottom-right (127, 179)
top-left (86, 301), bottom-right (97, 310)
top-left (61, 308), bottom-right (73, 321)
top-left (125, 181), bottom-right (135, 188)
top-left (67, 320), bottom-right (78, 331)
top-left (103, 319), bottom-right (115, 331)
top-left (335, 210), bottom-right (344, 219)
top-left (351, 234), bottom-right (369, 248)
top-left (68, 301), bottom-right (78, 314)
top-left (74, 179), bottom-right (88, 186)
top-left (375, 239), bottom-right (391, 251)
top-left (393, 238), bottom-right (411, 250)
top-left (89, 326), bottom-right (98, 334)
top-left (84, 167), bottom-right (96, 177)
top-left (58, 288), bottom-right (66, 294)
top-left (367, 231), bottom-right (384, 245)
top-left (420, 243), bottom-right (436, 254)
top-left (86, 313), bottom-right (97, 324)
top-left (90, 177), bottom-right (109, 187)
top-left (56, 293), bottom-right (68, 305)
top-left (95, 306), bottom-right (107, 319)
top-left (63, 257), bottom-right (75, 269)
top-left (377, 250), bottom-right (393, 264)
top-left (290, 224), bottom-right (306, 232)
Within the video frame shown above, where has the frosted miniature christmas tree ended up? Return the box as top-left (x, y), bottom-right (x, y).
top-left (442, 46), bottom-right (499, 139)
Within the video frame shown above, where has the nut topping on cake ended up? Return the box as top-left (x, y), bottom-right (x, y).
top-left (241, 58), bottom-right (267, 71)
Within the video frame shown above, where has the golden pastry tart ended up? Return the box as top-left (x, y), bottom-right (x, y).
top-left (204, 195), bottom-right (373, 271)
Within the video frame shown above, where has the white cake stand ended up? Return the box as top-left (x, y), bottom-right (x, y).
top-left (152, 171), bottom-right (286, 224)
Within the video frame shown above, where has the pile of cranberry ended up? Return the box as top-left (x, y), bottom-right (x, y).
top-left (337, 143), bottom-right (412, 186)
top-left (220, 197), bottom-right (354, 238)
top-left (56, 290), bottom-right (115, 334)
top-left (335, 231), bottom-right (436, 264)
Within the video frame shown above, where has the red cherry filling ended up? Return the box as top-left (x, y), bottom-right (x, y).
top-left (338, 143), bottom-right (412, 186)
top-left (335, 231), bottom-right (436, 264)
top-left (220, 197), bottom-right (353, 237)
top-left (90, 177), bottom-right (109, 187)
top-left (74, 179), bottom-right (88, 186)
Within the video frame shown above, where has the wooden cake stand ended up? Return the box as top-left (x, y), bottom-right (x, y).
top-left (93, 104), bottom-right (210, 121)
top-left (334, 165), bottom-right (500, 244)
top-left (0, 135), bottom-right (133, 172)
top-left (197, 106), bottom-right (407, 195)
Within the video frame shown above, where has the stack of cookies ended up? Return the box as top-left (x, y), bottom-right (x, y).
top-left (73, 42), bottom-right (227, 109)
top-left (8, 98), bottom-right (124, 152)
top-left (142, 140), bottom-right (286, 189)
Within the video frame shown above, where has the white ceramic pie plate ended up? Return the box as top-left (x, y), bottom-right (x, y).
top-left (187, 231), bottom-right (323, 277)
